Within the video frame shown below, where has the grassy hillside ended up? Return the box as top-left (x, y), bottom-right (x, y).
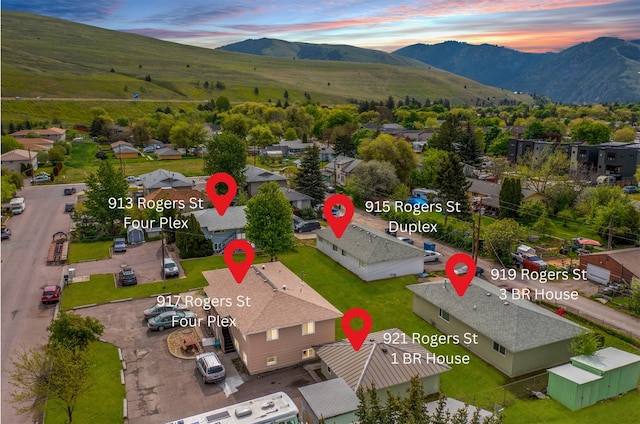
top-left (1, 11), bottom-right (530, 108)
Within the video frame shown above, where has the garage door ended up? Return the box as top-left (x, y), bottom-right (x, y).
top-left (586, 263), bottom-right (610, 285)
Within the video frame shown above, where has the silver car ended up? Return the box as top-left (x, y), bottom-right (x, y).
top-left (147, 310), bottom-right (197, 331)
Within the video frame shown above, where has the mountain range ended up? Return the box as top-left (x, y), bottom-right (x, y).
top-left (221, 38), bottom-right (640, 104)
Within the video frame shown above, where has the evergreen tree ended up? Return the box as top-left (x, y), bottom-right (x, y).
top-left (292, 145), bottom-right (325, 207)
top-left (175, 214), bottom-right (213, 258)
top-left (434, 152), bottom-right (471, 225)
top-left (456, 121), bottom-right (481, 166)
top-left (429, 113), bottom-right (462, 152)
top-left (245, 182), bottom-right (294, 260)
top-left (499, 178), bottom-right (523, 219)
top-left (334, 132), bottom-right (357, 157)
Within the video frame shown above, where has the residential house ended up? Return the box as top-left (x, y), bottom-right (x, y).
top-left (138, 169), bottom-right (194, 195)
top-left (507, 138), bottom-right (574, 164)
top-left (315, 223), bottom-right (424, 281)
top-left (280, 187), bottom-right (313, 210)
top-left (155, 147), bottom-right (182, 160)
top-left (594, 142), bottom-right (640, 181)
top-left (298, 378), bottom-right (359, 424)
top-left (322, 155), bottom-right (362, 187)
top-left (245, 165), bottom-right (288, 197)
top-left (110, 140), bottom-right (133, 151)
top-left (143, 188), bottom-right (206, 212)
top-left (262, 140), bottom-right (308, 158)
top-left (316, 328), bottom-right (450, 400)
top-left (547, 347), bottom-right (640, 410)
top-left (408, 278), bottom-right (585, 377)
top-left (466, 177), bottom-right (543, 217)
top-left (13, 138), bottom-right (54, 151)
top-left (202, 262), bottom-right (343, 374)
top-left (578, 247), bottom-right (640, 285)
top-left (0, 149), bottom-right (38, 173)
top-left (190, 206), bottom-right (246, 253)
top-left (11, 127), bottom-right (66, 141)
top-left (317, 144), bottom-right (335, 162)
top-left (380, 123), bottom-right (405, 136)
top-left (112, 145), bottom-right (140, 159)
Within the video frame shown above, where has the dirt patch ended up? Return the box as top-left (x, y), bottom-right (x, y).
top-left (232, 357), bottom-right (249, 375)
top-left (166, 327), bottom-right (204, 359)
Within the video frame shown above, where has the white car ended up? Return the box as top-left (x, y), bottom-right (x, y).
top-left (423, 250), bottom-right (442, 263)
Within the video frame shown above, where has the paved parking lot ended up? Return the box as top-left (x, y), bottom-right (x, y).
top-left (75, 295), bottom-right (316, 424)
top-left (71, 240), bottom-right (183, 285)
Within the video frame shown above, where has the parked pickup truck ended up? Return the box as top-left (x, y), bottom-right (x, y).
top-left (511, 251), bottom-right (548, 271)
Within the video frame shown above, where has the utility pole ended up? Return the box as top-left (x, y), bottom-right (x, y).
top-left (474, 197), bottom-right (483, 263)
top-left (607, 212), bottom-right (614, 250)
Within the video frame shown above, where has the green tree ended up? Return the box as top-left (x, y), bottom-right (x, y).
top-left (516, 146), bottom-right (570, 195)
top-left (499, 178), bottom-right (523, 219)
top-left (170, 121), bottom-right (206, 151)
top-left (532, 211), bottom-right (554, 236)
top-left (47, 311), bottom-right (105, 350)
top-left (612, 126), bottom-right (636, 143)
top-left (292, 145), bottom-right (325, 207)
top-left (524, 120), bottom-right (545, 139)
top-left (48, 145), bottom-right (66, 164)
top-left (429, 113), bottom-right (462, 152)
top-left (205, 132), bottom-right (248, 187)
top-left (283, 127), bottom-right (298, 140)
top-left (175, 214), bottom-right (214, 258)
top-left (486, 130), bottom-right (510, 156)
top-left (518, 200), bottom-right (545, 225)
top-left (248, 124), bottom-right (276, 147)
top-left (215, 95), bottom-right (231, 112)
top-left (221, 114), bottom-right (250, 138)
top-left (344, 160), bottom-right (399, 204)
top-left (484, 219), bottom-right (525, 263)
top-left (546, 182), bottom-right (578, 214)
top-left (1, 135), bottom-right (24, 153)
top-left (245, 182), bottom-right (294, 260)
top-left (456, 121), bottom-right (481, 166)
top-left (84, 160), bottom-right (128, 233)
top-left (570, 119), bottom-right (611, 144)
top-left (131, 118), bottom-right (153, 147)
top-left (570, 332), bottom-right (599, 356)
top-left (409, 148), bottom-right (449, 188)
top-left (358, 134), bottom-right (416, 182)
top-left (434, 152), bottom-right (471, 225)
top-left (9, 343), bottom-right (91, 424)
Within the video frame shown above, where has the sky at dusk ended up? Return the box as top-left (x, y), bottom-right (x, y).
top-left (3, 0), bottom-right (639, 53)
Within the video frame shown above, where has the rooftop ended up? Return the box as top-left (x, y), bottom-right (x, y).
top-left (316, 223), bottom-right (423, 264)
top-left (202, 262), bottom-right (342, 334)
top-left (298, 378), bottom-right (359, 419)
top-left (190, 206), bottom-right (246, 232)
top-left (1, 149), bottom-right (37, 160)
top-left (408, 278), bottom-right (585, 352)
top-left (245, 164), bottom-right (287, 183)
top-left (572, 347), bottom-right (640, 372)
top-left (144, 188), bottom-right (205, 208)
top-left (579, 247), bottom-right (640, 280)
top-left (315, 328), bottom-right (450, 391)
top-left (138, 169), bottom-right (192, 189)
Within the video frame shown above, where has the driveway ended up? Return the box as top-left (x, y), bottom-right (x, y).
top-left (71, 240), bottom-right (183, 284)
top-left (75, 296), bottom-right (316, 424)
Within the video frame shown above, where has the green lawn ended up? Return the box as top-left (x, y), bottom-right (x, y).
top-left (67, 241), bottom-right (112, 262)
top-left (44, 341), bottom-right (124, 424)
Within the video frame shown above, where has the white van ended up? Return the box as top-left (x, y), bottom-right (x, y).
top-left (596, 175), bottom-right (616, 186)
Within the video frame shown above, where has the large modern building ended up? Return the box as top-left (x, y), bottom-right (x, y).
top-left (408, 278), bottom-right (586, 377)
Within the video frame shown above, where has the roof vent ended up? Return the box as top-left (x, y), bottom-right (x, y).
top-left (282, 285), bottom-right (287, 290)
top-left (381, 347), bottom-right (388, 354)
top-left (504, 301), bottom-right (509, 306)
top-left (486, 292), bottom-right (491, 296)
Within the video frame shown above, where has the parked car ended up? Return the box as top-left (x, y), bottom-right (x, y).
top-left (1, 227), bottom-right (11, 241)
top-left (397, 236), bottom-right (414, 245)
top-left (64, 203), bottom-right (75, 213)
top-left (384, 228), bottom-right (398, 237)
top-left (125, 176), bottom-right (138, 183)
top-left (195, 352), bottom-right (226, 383)
top-left (143, 302), bottom-right (187, 319)
top-left (41, 285), bottom-right (62, 304)
top-left (147, 310), bottom-right (197, 331)
top-left (118, 268), bottom-right (137, 286)
top-left (326, 186), bottom-right (336, 194)
top-left (162, 257), bottom-right (179, 278)
top-left (623, 185), bottom-right (639, 194)
top-left (423, 250), bottom-right (442, 263)
top-left (31, 175), bottom-right (51, 184)
top-left (63, 187), bottom-right (76, 195)
top-left (294, 220), bottom-right (321, 233)
top-left (454, 265), bottom-right (485, 277)
top-left (113, 237), bottom-right (127, 253)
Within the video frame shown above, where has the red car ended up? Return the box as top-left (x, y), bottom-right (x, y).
top-left (42, 285), bottom-right (62, 304)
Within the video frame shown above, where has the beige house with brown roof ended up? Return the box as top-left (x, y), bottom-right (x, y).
top-left (315, 328), bottom-right (450, 401)
top-left (0, 149), bottom-right (38, 173)
top-left (11, 127), bottom-right (66, 141)
top-left (202, 262), bottom-right (342, 374)
top-left (14, 137), bottom-right (55, 151)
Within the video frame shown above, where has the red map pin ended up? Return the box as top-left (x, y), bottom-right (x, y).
top-left (445, 253), bottom-right (476, 297)
top-left (206, 172), bottom-right (237, 216)
top-left (223, 239), bottom-right (255, 284)
top-left (323, 194), bottom-right (354, 238)
top-left (341, 308), bottom-right (372, 351)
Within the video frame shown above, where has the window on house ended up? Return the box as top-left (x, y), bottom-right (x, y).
top-left (242, 352), bottom-right (248, 364)
top-left (302, 348), bottom-right (315, 359)
top-left (302, 321), bottom-right (315, 335)
top-left (439, 309), bottom-right (450, 322)
top-left (332, 244), bottom-right (338, 252)
top-left (266, 328), bottom-right (279, 341)
top-left (493, 341), bottom-right (506, 356)
top-left (266, 356), bottom-right (277, 366)
top-left (341, 249), bottom-right (347, 256)
top-left (327, 366), bottom-right (332, 374)
top-left (233, 338), bottom-right (240, 353)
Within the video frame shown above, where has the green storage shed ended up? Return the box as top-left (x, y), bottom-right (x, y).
top-left (547, 347), bottom-right (640, 410)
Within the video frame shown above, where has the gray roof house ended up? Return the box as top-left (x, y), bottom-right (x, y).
top-left (315, 223), bottom-right (424, 281)
top-left (280, 187), bottom-right (313, 210)
top-left (190, 206), bottom-right (246, 254)
top-left (245, 165), bottom-right (288, 197)
top-left (322, 155), bottom-right (362, 186)
top-left (298, 378), bottom-right (359, 424)
top-left (408, 278), bottom-right (586, 377)
top-left (138, 169), bottom-right (194, 195)
top-left (315, 328), bottom-right (450, 401)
